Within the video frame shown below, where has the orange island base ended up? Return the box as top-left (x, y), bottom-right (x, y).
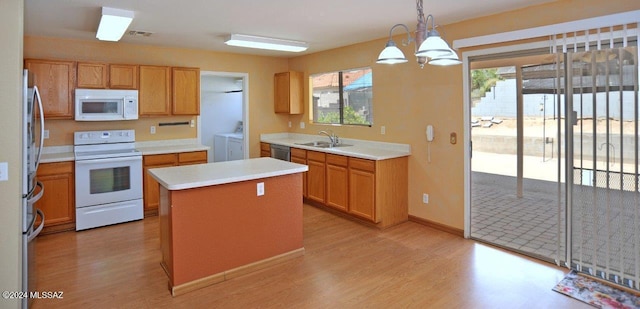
top-left (148, 157), bottom-right (309, 296)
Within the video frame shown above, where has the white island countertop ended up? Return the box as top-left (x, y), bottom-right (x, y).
top-left (148, 157), bottom-right (308, 191)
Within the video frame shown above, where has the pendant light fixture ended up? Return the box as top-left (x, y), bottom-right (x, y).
top-left (376, 0), bottom-right (460, 68)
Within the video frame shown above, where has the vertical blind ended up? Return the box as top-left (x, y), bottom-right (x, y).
top-left (553, 23), bottom-right (640, 291)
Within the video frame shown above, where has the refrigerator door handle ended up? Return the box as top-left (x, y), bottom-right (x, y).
top-left (34, 85), bottom-right (45, 171)
top-left (26, 181), bottom-right (44, 205)
top-left (27, 209), bottom-right (45, 242)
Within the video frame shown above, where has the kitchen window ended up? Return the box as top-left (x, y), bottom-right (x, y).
top-left (310, 67), bottom-right (372, 126)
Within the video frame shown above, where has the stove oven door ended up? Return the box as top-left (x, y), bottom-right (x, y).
top-left (75, 155), bottom-right (142, 208)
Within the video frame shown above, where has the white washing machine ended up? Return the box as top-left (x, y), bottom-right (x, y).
top-left (213, 133), bottom-right (244, 162)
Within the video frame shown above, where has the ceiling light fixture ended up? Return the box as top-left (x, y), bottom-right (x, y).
top-left (224, 34), bottom-right (308, 52)
top-left (376, 0), bottom-right (461, 68)
top-left (96, 7), bottom-right (134, 42)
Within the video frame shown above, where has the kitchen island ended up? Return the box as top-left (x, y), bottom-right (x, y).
top-left (148, 157), bottom-right (308, 296)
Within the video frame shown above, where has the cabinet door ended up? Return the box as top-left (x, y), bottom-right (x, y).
top-left (25, 59), bottom-right (75, 119)
top-left (172, 67), bottom-right (200, 115)
top-left (274, 71), bottom-right (303, 114)
top-left (109, 64), bottom-right (138, 89)
top-left (139, 65), bottom-right (171, 116)
top-left (326, 154), bottom-right (348, 212)
top-left (306, 151), bottom-right (326, 204)
top-left (77, 62), bottom-right (108, 88)
top-left (290, 147), bottom-right (307, 197)
top-left (260, 142), bottom-right (271, 157)
top-left (143, 154), bottom-right (178, 216)
top-left (35, 162), bottom-right (75, 229)
top-left (348, 158), bottom-right (376, 222)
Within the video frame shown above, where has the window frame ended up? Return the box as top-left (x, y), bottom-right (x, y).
top-left (310, 67), bottom-right (373, 127)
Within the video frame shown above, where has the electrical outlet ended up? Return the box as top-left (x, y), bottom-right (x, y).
top-left (300, 122), bottom-right (305, 129)
top-left (381, 126), bottom-right (386, 135)
top-left (450, 132), bottom-right (457, 144)
top-left (0, 162), bottom-right (8, 181)
top-left (288, 121), bottom-right (292, 128)
top-left (257, 182), bottom-right (265, 196)
top-left (150, 126), bottom-right (156, 134)
top-left (190, 119), bottom-right (195, 128)
top-left (422, 193), bottom-right (429, 204)
top-left (43, 130), bottom-right (49, 139)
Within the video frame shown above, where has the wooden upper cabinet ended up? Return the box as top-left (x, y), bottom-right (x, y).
top-left (172, 67), bottom-right (200, 115)
top-left (139, 65), bottom-right (171, 116)
top-left (109, 64), bottom-right (138, 89)
top-left (25, 59), bottom-right (75, 119)
top-left (77, 62), bottom-right (108, 88)
top-left (274, 71), bottom-right (303, 114)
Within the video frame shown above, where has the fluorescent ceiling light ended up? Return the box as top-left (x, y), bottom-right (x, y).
top-left (96, 7), bottom-right (134, 42)
top-left (224, 34), bottom-right (308, 52)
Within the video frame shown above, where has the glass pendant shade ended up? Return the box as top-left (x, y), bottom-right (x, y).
top-left (429, 48), bottom-right (462, 66)
top-left (415, 35), bottom-right (453, 58)
top-left (376, 40), bottom-right (408, 64)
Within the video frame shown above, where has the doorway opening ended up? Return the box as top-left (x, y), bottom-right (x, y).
top-left (199, 71), bottom-right (249, 163)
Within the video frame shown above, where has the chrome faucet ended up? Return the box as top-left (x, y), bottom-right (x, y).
top-left (318, 130), bottom-right (339, 147)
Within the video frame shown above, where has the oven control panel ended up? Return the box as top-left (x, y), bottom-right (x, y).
top-left (74, 130), bottom-right (136, 145)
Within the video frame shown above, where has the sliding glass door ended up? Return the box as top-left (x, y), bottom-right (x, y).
top-left (469, 54), bottom-right (566, 263)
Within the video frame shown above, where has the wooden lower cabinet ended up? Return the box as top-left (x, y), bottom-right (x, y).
top-left (326, 154), bottom-right (348, 212)
top-left (306, 151), bottom-right (326, 204)
top-left (260, 142), bottom-right (271, 157)
top-left (303, 153), bottom-right (408, 228)
top-left (35, 162), bottom-right (75, 234)
top-left (348, 158), bottom-right (376, 222)
top-left (290, 148), bottom-right (307, 198)
top-left (143, 151), bottom-right (207, 216)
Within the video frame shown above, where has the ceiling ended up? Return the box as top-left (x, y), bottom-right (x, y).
top-left (24, 0), bottom-right (557, 57)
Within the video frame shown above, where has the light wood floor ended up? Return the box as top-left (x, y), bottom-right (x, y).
top-left (32, 204), bottom-right (589, 308)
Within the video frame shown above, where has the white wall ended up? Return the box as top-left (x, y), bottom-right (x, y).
top-left (200, 75), bottom-right (243, 162)
top-left (0, 0), bottom-right (24, 308)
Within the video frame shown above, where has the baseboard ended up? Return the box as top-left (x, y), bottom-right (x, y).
top-left (170, 247), bottom-right (305, 297)
top-left (408, 215), bottom-right (464, 237)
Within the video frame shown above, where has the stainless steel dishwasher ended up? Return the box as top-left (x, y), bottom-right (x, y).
top-left (270, 144), bottom-right (290, 161)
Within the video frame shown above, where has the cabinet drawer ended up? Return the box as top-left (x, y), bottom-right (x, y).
top-left (307, 151), bottom-right (326, 162)
top-left (349, 157), bottom-right (375, 172)
top-left (291, 147), bottom-right (306, 159)
top-left (260, 142), bottom-right (270, 152)
top-left (144, 154), bottom-right (177, 166)
top-left (38, 161), bottom-right (73, 175)
top-left (326, 154), bottom-right (348, 167)
top-left (178, 151), bottom-right (207, 164)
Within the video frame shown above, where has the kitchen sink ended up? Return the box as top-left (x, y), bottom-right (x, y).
top-left (295, 141), bottom-right (352, 148)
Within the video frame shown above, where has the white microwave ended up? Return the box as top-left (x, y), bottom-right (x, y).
top-left (75, 89), bottom-right (139, 121)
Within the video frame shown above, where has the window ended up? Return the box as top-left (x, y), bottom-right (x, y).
top-left (310, 67), bottom-right (372, 126)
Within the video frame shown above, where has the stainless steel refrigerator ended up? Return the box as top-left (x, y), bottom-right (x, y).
top-left (22, 69), bottom-right (45, 309)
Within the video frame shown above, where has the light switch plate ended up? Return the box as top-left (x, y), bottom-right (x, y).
top-left (43, 130), bottom-right (50, 139)
top-left (0, 162), bottom-right (8, 181)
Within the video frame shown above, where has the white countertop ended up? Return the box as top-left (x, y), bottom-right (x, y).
top-left (39, 139), bottom-right (209, 163)
top-left (260, 133), bottom-right (411, 160)
top-left (148, 157), bottom-right (308, 190)
top-left (135, 139), bottom-right (210, 155)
